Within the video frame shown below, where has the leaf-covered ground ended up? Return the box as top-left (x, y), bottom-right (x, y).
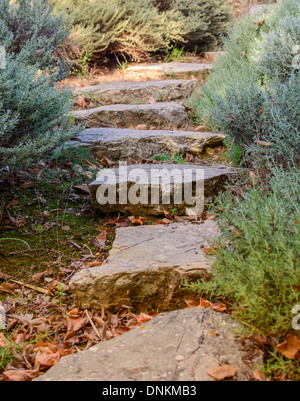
top-left (0, 152), bottom-right (164, 381)
top-left (0, 150), bottom-right (210, 381)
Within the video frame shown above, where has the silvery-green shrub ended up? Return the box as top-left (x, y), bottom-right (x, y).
top-left (0, 0), bottom-right (71, 80)
top-left (0, 0), bottom-right (78, 168)
top-left (189, 0), bottom-right (300, 166)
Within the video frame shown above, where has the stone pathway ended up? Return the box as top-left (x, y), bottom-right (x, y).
top-left (70, 221), bottom-right (218, 311)
top-left (75, 128), bottom-right (225, 161)
top-left (35, 308), bottom-right (262, 382)
top-left (75, 79), bottom-right (199, 105)
top-left (126, 62), bottom-right (212, 80)
top-left (38, 60), bottom-right (251, 381)
top-left (89, 164), bottom-right (235, 216)
top-left (73, 101), bottom-right (188, 129)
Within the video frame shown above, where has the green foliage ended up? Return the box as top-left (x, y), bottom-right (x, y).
top-left (0, 0), bottom-right (71, 80)
top-left (188, 0), bottom-right (300, 166)
top-left (253, 11), bottom-right (300, 81)
top-left (208, 72), bottom-right (300, 166)
top-left (0, 238), bottom-right (31, 249)
top-left (0, 346), bottom-right (15, 371)
top-left (164, 46), bottom-right (186, 63)
top-left (185, 169), bottom-right (300, 338)
top-left (155, 0), bottom-right (233, 51)
top-left (53, 0), bottom-right (233, 69)
top-left (150, 152), bottom-right (186, 164)
top-left (263, 350), bottom-right (300, 381)
top-left (0, 0), bottom-right (79, 169)
top-left (52, 143), bottom-right (97, 166)
top-left (53, 0), bottom-right (185, 70)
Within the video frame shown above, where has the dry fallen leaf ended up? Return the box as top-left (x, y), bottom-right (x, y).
top-left (7, 200), bottom-right (19, 208)
top-left (135, 124), bottom-right (147, 130)
top-left (2, 369), bottom-right (40, 382)
top-left (0, 272), bottom-right (10, 280)
top-left (36, 351), bottom-right (61, 368)
top-left (0, 282), bottom-right (17, 294)
top-left (73, 184), bottom-right (90, 194)
top-left (75, 95), bottom-right (88, 108)
top-left (0, 332), bottom-right (8, 347)
top-left (195, 125), bottom-right (206, 132)
top-left (200, 298), bottom-right (212, 308)
top-left (211, 303), bottom-right (227, 313)
top-left (128, 216), bottom-right (145, 226)
top-left (20, 182), bottom-right (36, 189)
top-left (184, 299), bottom-right (200, 308)
top-left (276, 334), bottom-right (300, 360)
top-left (207, 365), bottom-right (237, 381)
top-left (253, 369), bottom-right (265, 381)
top-left (96, 228), bottom-right (107, 242)
top-left (163, 210), bottom-right (174, 220)
top-left (156, 218), bottom-right (173, 225)
top-left (135, 312), bottom-right (153, 325)
top-left (64, 311), bottom-right (88, 341)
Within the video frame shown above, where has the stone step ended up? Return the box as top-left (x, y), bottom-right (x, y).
top-left (35, 307), bottom-right (262, 381)
top-left (70, 221), bottom-right (217, 311)
top-left (73, 102), bottom-right (188, 129)
top-left (75, 79), bottom-right (199, 106)
top-left (89, 164), bottom-right (236, 216)
top-left (126, 62), bottom-right (213, 80)
top-left (74, 128), bottom-right (225, 161)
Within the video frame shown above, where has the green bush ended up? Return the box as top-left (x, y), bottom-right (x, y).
top-left (0, 0), bottom-right (71, 80)
top-left (253, 11), bottom-right (300, 81)
top-left (0, 0), bottom-right (78, 168)
top-left (185, 169), bottom-right (300, 338)
top-left (207, 72), bottom-right (300, 166)
top-left (188, 0), bottom-right (300, 166)
top-left (53, 0), bottom-right (185, 69)
top-left (155, 0), bottom-right (233, 51)
top-left (53, 0), bottom-right (233, 70)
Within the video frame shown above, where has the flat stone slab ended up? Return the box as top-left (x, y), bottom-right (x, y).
top-left (127, 62), bottom-right (213, 80)
top-left (89, 164), bottom-right (235, 216)
top-left (75, 79), bottom-right (199, 105)
top-left (35, 307), bottom-right (261, 381)
top-left (74, 128), bottom-right (225, 161)
top-left (70, 222), bottom-right (218, 311)
top-left (73, 102), bottom-right (188, 129)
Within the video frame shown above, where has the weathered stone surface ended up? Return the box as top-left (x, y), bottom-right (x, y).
top-left (127, 62), bottom-right (213, 80)
top-left (74, 128), bottom-right (225, 161)
top-left (73, 102), bottom-right (188, 129)
top-left (75, 80), bottom-right (199, 105)
top-left (35, 307), bottom-right (261, 381)
top-left (70, 222), bottom-right (218, 311)
top-left (89, 164), bottom-right (236, 216)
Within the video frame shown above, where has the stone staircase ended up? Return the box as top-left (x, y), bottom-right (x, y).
top-left (35, 60), bottom-right (252, 382)
top-left (75, 79), bottom-right (199, 105)
top-left (69, 60), bottom-right (235, 308)
top-left (126, 61), bottom-right (213, 80)
top-left (73, 101), bottom-right (189, 129)
top-left (75, 128), bottom-right (225, 162)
